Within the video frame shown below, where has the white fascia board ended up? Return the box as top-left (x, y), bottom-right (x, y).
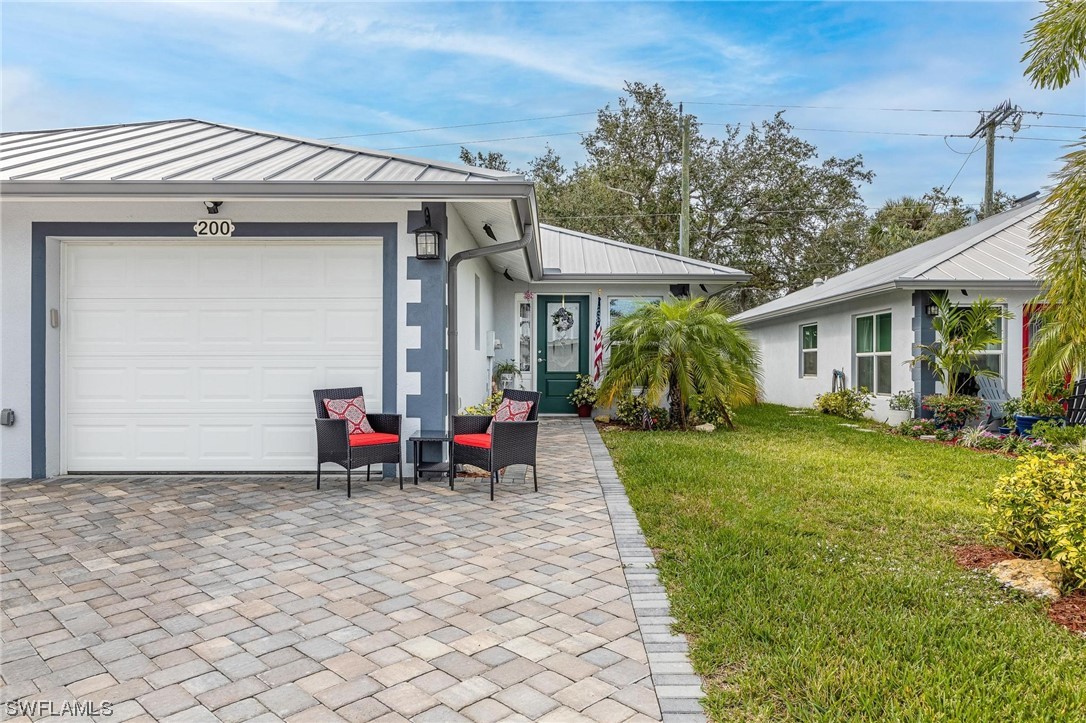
top-left (733, 282), bottom-right (900, 326)
top-left (537, 273), bottom-right (751, 284)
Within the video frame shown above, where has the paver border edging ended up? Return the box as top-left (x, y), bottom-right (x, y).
top-left (581, 420), bottom-right (707, 723)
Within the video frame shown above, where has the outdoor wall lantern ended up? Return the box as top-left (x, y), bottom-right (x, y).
top-left (925, 302), bottom-right (940, 317)
top-left (411, 207), bottom-right (441, 260)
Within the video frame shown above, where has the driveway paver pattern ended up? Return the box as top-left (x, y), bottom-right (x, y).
top-left (2, 420), bottom-right (700, 722)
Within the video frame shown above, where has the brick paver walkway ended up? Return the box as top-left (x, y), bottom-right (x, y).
top-left (1, 420), bottom-right (702, 722)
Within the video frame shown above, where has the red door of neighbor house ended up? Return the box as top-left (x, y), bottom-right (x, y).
top-left (1022, 303), bottom-right (1047, 380)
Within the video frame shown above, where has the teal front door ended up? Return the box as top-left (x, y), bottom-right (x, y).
top-left (537, 295), bottom-right (589, 413)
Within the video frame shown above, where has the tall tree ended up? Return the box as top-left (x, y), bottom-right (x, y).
top-left (458, 147), bottom-right (512, 172)
top-left (1020, 0), bottom-right (1086, 394)
top-left (859, 187), bottom-right (1012, 265)
top-left (526, 83), bottom-right (874, 309)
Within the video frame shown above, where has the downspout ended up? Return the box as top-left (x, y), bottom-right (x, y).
top-left (448, 223), bottom-right (535, 428)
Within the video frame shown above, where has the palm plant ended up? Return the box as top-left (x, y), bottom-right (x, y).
top-left (1021, 0), bottom-right (1086, 396)
top-left (598, 295), bottom-right (760, 429)
top-left (910, 295), bottom-right (1013, 395)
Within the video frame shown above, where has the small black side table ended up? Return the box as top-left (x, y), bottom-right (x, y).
top-left (409, 430), bottom-right (453, 489)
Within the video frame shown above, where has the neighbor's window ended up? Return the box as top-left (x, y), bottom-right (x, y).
top-left (855, 312), bottom-right (892, 395)
top-left (801, 324), bottom-right (818, 377)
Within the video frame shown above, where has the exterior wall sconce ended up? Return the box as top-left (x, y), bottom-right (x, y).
top-left (204, 201), bottom-right (223, 214)
top-left (925, 303), bottom-right (940, 317)
top-left (411, 207), bottom-right (441, 260)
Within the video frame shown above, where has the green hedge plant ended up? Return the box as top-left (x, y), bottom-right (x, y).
top-left (814, 387), bottom-right (873, 420)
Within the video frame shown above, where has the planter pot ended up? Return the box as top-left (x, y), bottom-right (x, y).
top-left (1015, 414), bottom-right (1062, 437)
top-left (884, 409), bottom-right (912, 426)
top-left (577, 404), bottom-right (593, 418)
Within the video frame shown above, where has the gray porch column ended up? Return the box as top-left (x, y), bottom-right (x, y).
top-left (912, 290), bottom-right (939, 418)
top-left (405, 203), bottom-right (448, 456)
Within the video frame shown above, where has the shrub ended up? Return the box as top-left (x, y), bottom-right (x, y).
top-left (934, 427), bottom-right (958, 442)
top-left (1030, 420), bottom-right (1086, 448)
top-left (897, 419), bottom-right (937, 437)
top-left (615, 394), bottom-right (670, 430)
top-left (921, 393), bottom-right (984, 429)
top-left (986, 452), bottom-right (1086, 587)
top-left (689, 394), bottom-right (734, 428)
top-left (462, 392), bottom-right (503, 416)
top-left (814, 387), bottom-right (873, 420)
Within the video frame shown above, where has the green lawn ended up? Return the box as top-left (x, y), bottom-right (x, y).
top-left (602, 404), bottom-right (1086, 722)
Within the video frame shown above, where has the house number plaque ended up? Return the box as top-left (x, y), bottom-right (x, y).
top-left (193, 219), bottom-right (236, 237)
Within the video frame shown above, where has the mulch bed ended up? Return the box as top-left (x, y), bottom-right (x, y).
top-left (953, 544), bottom-right (1017, 570)
top-left (1048, 592), bottom-right (1086, 634)
top-left (953, 545), bottom-right (1086, 635)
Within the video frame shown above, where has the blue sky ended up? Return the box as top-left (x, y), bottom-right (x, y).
top-left (2, 1), bottom-right (1083, 209)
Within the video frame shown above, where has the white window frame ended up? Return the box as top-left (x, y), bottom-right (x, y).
top-left (800, 322), bottom-right (818, 378)
top-left (945, 303), bottom-right (1007, 389)
top-left (854, 311), bottom-right (892, 396)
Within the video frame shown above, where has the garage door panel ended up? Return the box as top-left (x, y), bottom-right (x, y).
top-left (64, 241), bottom-right (384, 472)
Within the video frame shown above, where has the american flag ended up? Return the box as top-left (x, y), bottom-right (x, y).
top-left (592, 295), bottom-right (604, 383)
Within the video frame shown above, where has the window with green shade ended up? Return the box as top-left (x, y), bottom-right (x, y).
top-left (800, 324), bottom-right (817, 377)
top-left (855, 312), bottom-right (892, 395)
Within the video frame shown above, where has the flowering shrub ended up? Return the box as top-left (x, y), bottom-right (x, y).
top-left (615, 394), bottom-right (670, 430)
top-left (986, 452), bottom-right (1086, 587)
top-left (921, 394), bottom-right (984, 429)
top-left (896, 419), bottom-right (938, 437)
top-left (1004, 396), bottom-right (1066, 419)
top-left (814, 387), bottom-right (873, 420)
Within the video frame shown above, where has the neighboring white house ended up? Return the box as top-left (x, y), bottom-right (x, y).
top-left (0, 119), bottom-right (748, 479)
top-left (733, 199), bottom-right (1043, 421)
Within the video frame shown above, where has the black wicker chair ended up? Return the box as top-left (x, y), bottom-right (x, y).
top-left (313, 387), bottom-right (402, 497)
top-left (451, 389), bottom-right (541, 501)
top-left (1064, 378), bottom-right (1086, 426)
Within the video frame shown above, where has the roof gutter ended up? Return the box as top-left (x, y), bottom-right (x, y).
top-left (448, 222), bottom-right (534, 428)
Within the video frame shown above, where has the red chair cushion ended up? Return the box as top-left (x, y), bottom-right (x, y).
top-left (349, 432), bottom-right (398, 447)
top-left (486, 398), bottom-right (533, 434)
top-left (454, 433), bottom-right (492, 449)
top-left (324, 395), bottom-right (375, 435)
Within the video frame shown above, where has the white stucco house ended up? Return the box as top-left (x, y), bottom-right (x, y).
top-left (733, 199), bottom-right (1044, 420)
top-left (0, 119), bottom-right (748, 480)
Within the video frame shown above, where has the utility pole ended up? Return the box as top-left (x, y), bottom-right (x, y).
top-left (679, 102), bottom-right (691, 257)
top-left (969, 99), bottom-right (1022, 217)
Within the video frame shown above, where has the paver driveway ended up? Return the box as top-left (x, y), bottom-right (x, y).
top-left (1, 420), bottom-right (702, 722)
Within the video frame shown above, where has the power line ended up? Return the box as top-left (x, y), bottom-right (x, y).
top-left (944, 138), bottom-right (984, 194)
top-left (319, 112), bottom-right (597, 140)
top-left (379, 126), bottom-right (1073, 151)
top-left (686, 101), bottom-right (1086, 120)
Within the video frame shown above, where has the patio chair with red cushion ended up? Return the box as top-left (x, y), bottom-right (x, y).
top-left (452, 388), bottom-right (541, 501)
top-left (313, 386), bottom-right (402, 497)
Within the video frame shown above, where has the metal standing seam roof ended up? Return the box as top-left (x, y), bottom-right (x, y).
top-left (0, 119), bottom-right (525, 183)
top-left (539, 224), bottom-right (749, 282)
top-left (733, 199), bottom-right (1044, 324)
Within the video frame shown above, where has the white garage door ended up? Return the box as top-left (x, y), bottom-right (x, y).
top-left (64, 241), bottom-right (383, 472)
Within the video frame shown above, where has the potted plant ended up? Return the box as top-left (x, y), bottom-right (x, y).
top-left (885, 390), bottom-right (915, 425)
top-left (921, 393), bottom-right (985, 430)
top-left (568, 374), bottom-right (598, 417)
top-left (492, 360), bottom-right (520, 391)
top-left (1004, 396), bottom-right (1065, 437)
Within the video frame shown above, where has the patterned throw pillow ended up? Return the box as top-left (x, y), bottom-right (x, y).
top-left (487, 398), bottom-right (534, 434)
top-left (324, 395), bottom-right (375, 435)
